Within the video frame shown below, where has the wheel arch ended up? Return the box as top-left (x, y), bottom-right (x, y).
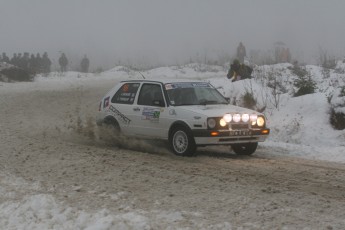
top-left (102, 115), bottom-right (121, 130)
top-left (168, 120), bottom-right (193, 140)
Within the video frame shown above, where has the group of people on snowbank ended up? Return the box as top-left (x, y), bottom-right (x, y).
top-left (228, 42), bottom-right (294, 82)
top-left (0, 52), bottom-right (90, 74)
top-left (1, 52), bottom-right (52, 74)
top-left (227, 42), bottom-right (253, 82)
top-left (227, 59), bottom-right (253, 82)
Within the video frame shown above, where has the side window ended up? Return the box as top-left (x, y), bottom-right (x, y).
top-left (111, 83), bottom-right (140, 104)
top-left (138, 84), bottom-right (165, 107)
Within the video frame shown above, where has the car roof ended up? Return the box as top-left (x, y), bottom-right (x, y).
top-left (120, 78), bottom-right (206, 85)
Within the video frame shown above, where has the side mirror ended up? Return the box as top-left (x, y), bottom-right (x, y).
top-left (225, 97), bottom-right (230, 103)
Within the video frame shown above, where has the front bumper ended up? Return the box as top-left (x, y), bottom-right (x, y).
top-left (192, 129), bottom-right (270, 145)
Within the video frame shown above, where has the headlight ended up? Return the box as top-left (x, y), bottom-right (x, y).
top-left (250, 114), bottom-right (258, 122)
top-left (233, 114), bottom-right (241, 123)
top-left (223, 114), bottom-right (232, 122)
top-left (219, 118), bottom-right (227, 127)
top-left (241, 114), bottom-right (249, 122)
top-left (207, 118), bottom-right (216, 129)
top-left (257, 116), bottom-right (265, 127)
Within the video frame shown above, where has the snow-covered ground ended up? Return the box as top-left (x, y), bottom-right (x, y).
top-left (1, 61), bottom-right (345, 229)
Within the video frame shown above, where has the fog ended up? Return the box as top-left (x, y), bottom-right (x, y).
top-left (1, 0), bottom-right (345, 70)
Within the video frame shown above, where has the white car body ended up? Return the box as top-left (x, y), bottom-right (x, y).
top-left (97, 79), bottom-right (270, 156)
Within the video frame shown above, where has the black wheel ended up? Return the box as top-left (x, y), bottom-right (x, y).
top-left (169, 126), bottom-right (196, 157)
top-left (231, 142), bottom-right (258, 155)
top-left (104, 118), bottom-right (121, 134)
top-left (99, 118), bottom-right (122, 143)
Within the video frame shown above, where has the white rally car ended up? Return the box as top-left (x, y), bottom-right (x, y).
top-left (97, 79), bottom-right (270, 156)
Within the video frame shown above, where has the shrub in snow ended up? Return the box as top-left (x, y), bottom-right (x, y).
top-left (292, 66), bottom-right (316, 97)
top-left (266, 70), bottom-right (287, 109)
top-left (241, 91), bottom-right (257, 110)
top-left (289, 64), bottom-right (308, 78)
top-left (334, 60), bottom-right (345, 74)
top-left (330, 86), bottom-right (345, 130)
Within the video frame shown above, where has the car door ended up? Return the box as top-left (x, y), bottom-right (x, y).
top-left (130, 83), bottom-right (170, 138)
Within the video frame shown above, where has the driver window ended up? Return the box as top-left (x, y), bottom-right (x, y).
top-left (138, 84), bottom-right (165, 107)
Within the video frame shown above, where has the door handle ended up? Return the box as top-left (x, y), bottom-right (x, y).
top-left (133, 107), bottom-right (140, 111)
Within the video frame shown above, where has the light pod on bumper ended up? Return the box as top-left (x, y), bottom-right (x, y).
top-left (250, 114), bottom-right (258, 122)
top-left (250, 114), bottom-right (258, 125)
top-left (223, 114), bottom-right (232, 123)
top-left (233, 114), bottom-right (241, 122)
top-left (241, 114), bottom-right (249, 122)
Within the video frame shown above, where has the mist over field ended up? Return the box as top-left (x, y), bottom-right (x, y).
top-left (1, 0), bottom-right (345, 70)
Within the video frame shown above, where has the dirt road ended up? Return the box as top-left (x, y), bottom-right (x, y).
top-left (1, 79), bottom-right (345, 229)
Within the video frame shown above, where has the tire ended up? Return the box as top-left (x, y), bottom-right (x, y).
top-left (231, 142), bottom-right (258, 155)
top-left (101, 118), bottom-right (121, 137)
top-left (170, 126), bottom-right (196, 157)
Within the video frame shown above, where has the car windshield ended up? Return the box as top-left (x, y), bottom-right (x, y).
top-left (165, 82), bottom-right (228, 106)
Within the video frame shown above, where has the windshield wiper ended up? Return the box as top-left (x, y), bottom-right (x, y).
top-left (176, 103), bottom-right (198, 106)
top-left (199, 100), bottom-right (219, 105)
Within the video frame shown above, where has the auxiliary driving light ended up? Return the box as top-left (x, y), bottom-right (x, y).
top-left (241, 114), bottom-right (249, 122)
top-left (250, 114), bottom-right (258, 122)
top-left (223, 114), bottom-right (232, 122)
top-left (233, 113), bottom-right (241, 123)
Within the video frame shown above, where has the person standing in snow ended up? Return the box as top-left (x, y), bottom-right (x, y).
top-left (35, 53), bottom-right (43, 73)
top-left (80, 54), bottom-right (90, 73)
top-left (2, 52), bottom-right (10, 63)
top-left (21, 52), bottom-right (30, 71)
top-left (59, 53), bottom-right (68, 73)
top-left (42, 52), bottom-right (52, 74)
top-left (236, 42), bottom-right (246, 63)
top-left (10, 53), bottom-right (18, 66)
top-left (28, 54), bottom-right (38, 74)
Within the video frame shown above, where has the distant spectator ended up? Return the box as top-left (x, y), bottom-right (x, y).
top-left (10, 53), bottom-right (18, 66)
top-left (16, 53), bottom-right (23, 68)
top-left (80, 54), bottom-right (90, 73)
top-left (236, 42), bottom-right (246, 63)
top-left (2, 52), bottom-right (10, 63)
top-left (275, 46), bottom-right (282, 63)
top-left (35, 53), bottom-right (43, 73)
top-left (42, 52), bottom-right (52, 74)
top-left (29, 54), bottom-right (38, 74)
top-left (275, 47), bottom-right (291, 63)
top-left (285, 48), bottom-right (291, 63)
top-left (59, 53), bottom-right (68, 73)
top-left (20, 52), bottom-right (30, 70)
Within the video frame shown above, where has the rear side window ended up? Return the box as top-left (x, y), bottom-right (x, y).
top-left (111, 83), bottom-right (140, 104)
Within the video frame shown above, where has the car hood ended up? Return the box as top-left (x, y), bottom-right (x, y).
top-left (176, 104), bottom-right (261, 117)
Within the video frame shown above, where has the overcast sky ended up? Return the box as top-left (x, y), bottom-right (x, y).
top-left (1, 0), bottom-right (345, 69)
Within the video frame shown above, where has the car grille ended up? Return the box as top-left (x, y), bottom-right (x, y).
top-left (230, 123), bottom-right (249, 130)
